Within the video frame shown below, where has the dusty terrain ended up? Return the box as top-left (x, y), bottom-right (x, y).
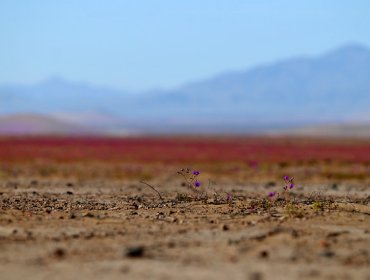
top-left (0, 137), bottom-right (369, 280)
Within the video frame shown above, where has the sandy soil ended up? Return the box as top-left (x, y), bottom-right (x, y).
top-left (0, 172), bottom-right (369, 280)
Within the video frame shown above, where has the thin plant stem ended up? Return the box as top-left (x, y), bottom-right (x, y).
top-left (140, 181), bottom-right (164, 201)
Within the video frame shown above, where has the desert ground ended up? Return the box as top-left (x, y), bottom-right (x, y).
top-left (0, 136), bottom-right (369, 280)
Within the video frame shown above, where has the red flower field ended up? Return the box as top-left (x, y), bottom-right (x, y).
top-left (0, 136), bottom-right (369, 164)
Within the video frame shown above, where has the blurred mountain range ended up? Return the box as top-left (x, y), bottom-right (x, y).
top-left (1, 44), bottom-right (370, 135)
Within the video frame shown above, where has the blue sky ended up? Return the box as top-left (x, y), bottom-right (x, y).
top-left (1, 1), bottom-right (370, 90)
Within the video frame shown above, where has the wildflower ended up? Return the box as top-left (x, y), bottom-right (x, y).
top-left (283, 175), bottom-right (289, 181)
top-left (192, 170), bottom-right (200, 175)
top-left (226, 193), bottom-right (232, 201)
top-left (194, 180), bottom-right (201, 187)
top-left (269, 191), bottom-right (277, 198)
top-left (289, 183), bottom-right (294, 189)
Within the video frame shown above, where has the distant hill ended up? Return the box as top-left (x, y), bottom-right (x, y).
top-left (0, 114), bottom-right (93, 135)
top-left (1, 44), bottom-right (370, 134)
top-left (283, 123), bottom-right (370, 137)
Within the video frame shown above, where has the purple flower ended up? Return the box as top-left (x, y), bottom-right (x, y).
top-left (227, 193), bottom-right (232, 200)
top-left (283, 175), bottom-right (289, 181)
top-left (289, 183), bottom-right (294, 189)
top-left (268, 192), bottom-right (276, 198)
top-left (192, 170), bottom-right (200, 175)
top-left (194, 180), bottom-right (201, 187)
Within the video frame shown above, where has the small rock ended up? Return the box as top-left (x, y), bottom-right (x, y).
top-left (229, 255), bottom-right (238, 263)
top-left (264, 181), bottom-right (276, 188)
top-left (53, 248), bottom-right (66, 259)
top-left (319, 239), bottom-right (330, 248)
top-left (319, 250), bottom-right (335, 258)
top-left (290, 229), bottom-right (299, 238)
top-left (249, 272), bottom-right (263, 280)
top-left (125, 246), bottom-right (145, 258)
top-left (66, 191), bottom-right (74, 195)
top-left (164, 217), bottom-right (177, 223)
top-left (300, 269), bottom-right (320, 277)
top-left (259, 250), bottom-right (269, 258)
top-left (84, 232), bottom-right (95, 239)
top-left (83, 212), bottom-right (94, 218)
top-left (222, 224), bottom-right (230, 231)
top-left (326, 231), bottom-right (348, 238)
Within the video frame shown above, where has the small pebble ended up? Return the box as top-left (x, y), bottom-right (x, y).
top-left (83, 212), bottom-right (94, 218)
top-left (53, 248), bottom-right (66, 259)
top-left (30, 180), bottom-right (38, 186)
top-left (249, 272), bottom-right (263, 280)
top-left (125, 246), bottom-right (145, 258)
top-left (259, 250), bottom-right (269, 258)
top-left (319, 250), bottom-right (335, 258)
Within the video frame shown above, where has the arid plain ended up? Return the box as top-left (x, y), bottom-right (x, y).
top-left (0, 136), bottom-right (369, 280)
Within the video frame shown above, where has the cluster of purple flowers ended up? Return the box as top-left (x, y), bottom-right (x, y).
top-left (178, 168), bottom-right (202, 189)
top-left (283, 176), bottom-right (294, 191)
top-left (268, 175), bottom-right (295, 199)
top-left (177, 168), bottom-right (234, 202)
top-left (192, 170), bottom-right (201, 187)
top-left (268, 191), bottom-right (277, 198)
